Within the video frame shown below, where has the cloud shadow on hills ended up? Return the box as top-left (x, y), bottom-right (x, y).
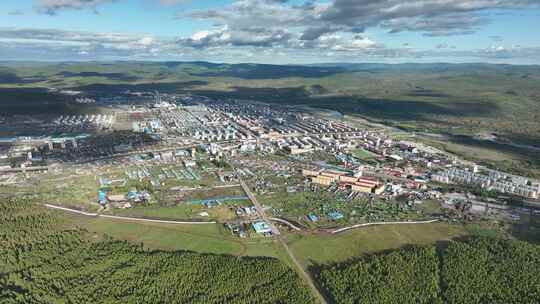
top-left (186, 63), bottom-right (347, 79)
top-left (57, 71), bottom-right (140, 82)
top-left (71, 80), bottom-right (209, 94)
top-left (0, 71), bottom-right (46, 84)
top-left (192, 85), bottom-right (499, 120)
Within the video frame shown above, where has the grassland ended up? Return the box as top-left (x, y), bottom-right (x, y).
top-left (111, 202), bottom-right (240, 222)
top-left (285, 223), bottom-right (468, 266)
top-left (68, 213), bottom-right (290, 258)
top-left (112, 205), bottom-right (200, 220)
top-left (13, 170), bottom-right (101, 210)
top-left (70, 209), bottom-right (471, 267)
top-left (52, 208), bottom-right (472, 269)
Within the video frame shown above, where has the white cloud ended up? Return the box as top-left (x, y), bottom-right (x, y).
top-left (191, 30), bottom-right (211, 41)
top-left (36, 0), bottom-right (189, 14)
top-left (138, 36), bottom-right (154, 46)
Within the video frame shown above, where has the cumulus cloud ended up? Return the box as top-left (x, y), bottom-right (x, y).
top-left (181, 0), bottom-right (385, 52)
top-left (1, 27), bottom-right (539, 64)
top-left (169, 0), bottom-right (540, 62)
top-left (0, 27), bottom-right (179, 61)
top-left (35, 0), bottom-right (188, 14)
top-left (5, 0), bottom-right (540, 63)
top-left (186, 0), bottom-right (540, 45)
top-left (36, 0), bottom-right (115, 15)
top-left (319, 0), bottom-right (539, 35)
top-left (178, 26), bottom-right (293, 48)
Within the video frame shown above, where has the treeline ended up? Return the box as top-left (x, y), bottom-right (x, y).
top-left (0, 199), bottom-right (314, 303)
top-left (316, 237), bottom-right (540, 304)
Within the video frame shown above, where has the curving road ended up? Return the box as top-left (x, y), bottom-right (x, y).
top-left (331, 219), bottom-right (439, 234)
top-left (44, 204), bottom-right (217, 224)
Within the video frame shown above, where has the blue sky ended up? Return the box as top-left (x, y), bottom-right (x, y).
top-left (1, 0), bottom-right (539, 64)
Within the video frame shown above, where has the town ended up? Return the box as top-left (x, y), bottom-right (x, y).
top-left (1, 92), bottom-right (539, 239)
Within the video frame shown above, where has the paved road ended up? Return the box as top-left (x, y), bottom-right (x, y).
top-left (239, 179), bottom-right (280, 236)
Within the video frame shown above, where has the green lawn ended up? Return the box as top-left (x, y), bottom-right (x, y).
top-left (285, 222), bottom-right (468, 266)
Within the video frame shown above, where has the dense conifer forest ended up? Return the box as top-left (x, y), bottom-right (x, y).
top-left (3, 198), bottom-right (540, 304)
top-left (316, 237), bottom-right (540, 304)
top-left (0, 199), bottom-right (314, 304)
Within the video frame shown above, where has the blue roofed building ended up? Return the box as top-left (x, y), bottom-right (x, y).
top-left (307, 213), bottom-right (319, 222)
top-left (98, 190), bottom-right (107, 206)
top-left (327, 211), bottom-right (344, 221)
top-left (252, 221), bottom-right (273, 235)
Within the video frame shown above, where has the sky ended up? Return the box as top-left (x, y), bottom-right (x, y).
top-left (1, 0), bottom-right (539, 64)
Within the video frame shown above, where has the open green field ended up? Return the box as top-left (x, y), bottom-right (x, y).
top-left (82, 218), bottom-right (242, 255)
top-left (68, 214), bottom-right (288, 259)
top-left (285, 223), bottom-right (468, 266)
top-left (19, 171), bottom-right (100, 210)
top-left (112, 205), bottom-right (201, 220)
top-left (61, 212), bottom-right (471, 269)
top-left (111, 202), bottom-right (241, 222)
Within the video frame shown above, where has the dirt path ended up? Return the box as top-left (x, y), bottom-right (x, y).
top-left (269, 217), bottom-right (302, 231)
top-left (279, 238), bottom-right (328, 304)
top-left (331, 219), bottom-right (439, 234)
top-left (44, 204), bottom-right (217, 224)
top-left (239, 179), bottom-right (327, 304)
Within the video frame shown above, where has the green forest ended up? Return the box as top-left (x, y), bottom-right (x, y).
top-left (3, 197), bottom-right (540, 304)
top-left (316, 237), bottom-right (540, 304)
top-left (0, 199), bottom-right (314, 304)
